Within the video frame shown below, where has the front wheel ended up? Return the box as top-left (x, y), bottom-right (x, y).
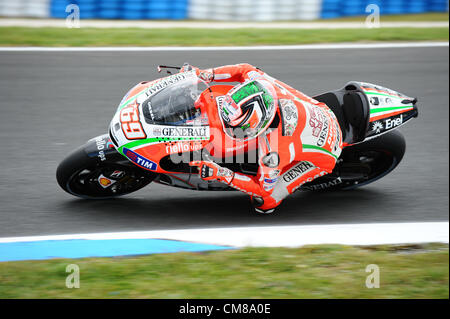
top-left (302, 130), bottom-right (406, 191)
top-left (56, 145), bottom-right (156, 199)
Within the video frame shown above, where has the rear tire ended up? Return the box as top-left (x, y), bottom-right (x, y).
top-left (302, 130), bottom-right (406, 191)
top-left (56, 146), bottom-right (156, 199)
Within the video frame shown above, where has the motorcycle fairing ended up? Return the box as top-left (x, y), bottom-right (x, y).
top-left (314, 81), bottom-right (418, 145)
top-left (356, 82), bottom-right (418, 140)
top-left (153, 172), bottom-right (233, 191)
top-left (109, 71), bottom-right (212, 173)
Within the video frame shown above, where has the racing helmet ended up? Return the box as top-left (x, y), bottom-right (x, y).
top-left (219, 79), bottom-right (277, 140)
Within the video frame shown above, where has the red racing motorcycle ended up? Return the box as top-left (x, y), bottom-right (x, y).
top-left (57, 65), bottom-right (418, 200)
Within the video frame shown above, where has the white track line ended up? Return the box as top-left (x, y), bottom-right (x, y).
top-left (0, 42), bottom-right (447, 52)
top-left (0, 222), bottom-right (447, 248)
top-left (1, 19), bottom-right (448, 29)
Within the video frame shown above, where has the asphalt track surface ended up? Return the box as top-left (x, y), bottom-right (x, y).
top-left (0, 45), bottom-right (448, 237)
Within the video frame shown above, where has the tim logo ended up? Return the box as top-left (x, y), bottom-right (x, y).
top-left (123, 148), bottom-right (158, 171)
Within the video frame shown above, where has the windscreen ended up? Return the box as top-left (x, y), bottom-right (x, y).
top-left (142, 75), bottom-right (209, 126)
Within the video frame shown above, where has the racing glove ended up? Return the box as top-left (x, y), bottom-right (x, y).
top-left (180, 63), bottom-right (214, 83)
top-left (189, 161), bottom-right (234, 184)
top-left (197, 69), bottom-right (214, 83)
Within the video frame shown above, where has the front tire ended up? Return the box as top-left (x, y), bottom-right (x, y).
top-left (56, 146), bottom-right (156, 199)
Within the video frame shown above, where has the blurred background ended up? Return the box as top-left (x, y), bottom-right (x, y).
top-left (0, 0), bottom-right (448, 21)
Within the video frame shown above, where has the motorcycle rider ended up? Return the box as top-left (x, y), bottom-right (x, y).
top-left (187, 63), bottom-right (343, 214)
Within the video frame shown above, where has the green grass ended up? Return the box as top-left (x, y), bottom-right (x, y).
top-left (0, 244), bottom-right (448, 298)
top-left (0, 27), bottom-right (447, 46)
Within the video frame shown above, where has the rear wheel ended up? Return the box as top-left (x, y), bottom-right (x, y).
top-left (302, 130), bottom-right (406, 191)
top-left (56, 146), bottom-right (156, 199)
